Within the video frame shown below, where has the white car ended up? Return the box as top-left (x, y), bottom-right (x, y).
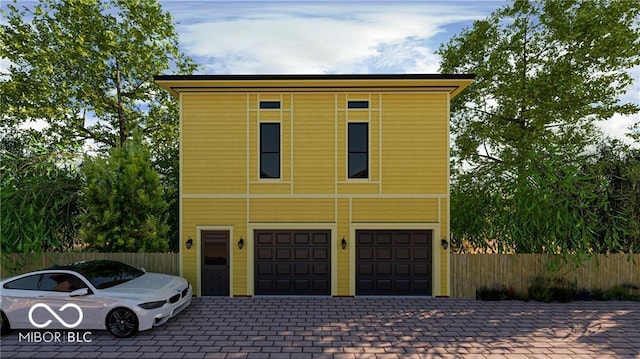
top-left (0, 260), bottom-right (192, 338)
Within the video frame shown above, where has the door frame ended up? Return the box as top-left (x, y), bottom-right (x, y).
top-left (350, 223), bottom-right (440, 297)
top-left (196, 225), bottom-right (234, 297)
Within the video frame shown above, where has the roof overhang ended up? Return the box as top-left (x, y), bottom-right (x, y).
top-left (154, 74), bottom-right (475, 99)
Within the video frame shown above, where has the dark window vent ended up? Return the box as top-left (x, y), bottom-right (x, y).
top-left (260, 101), bottom-right (281, 109)
top-left (348, 101), bottom-right (369, 109)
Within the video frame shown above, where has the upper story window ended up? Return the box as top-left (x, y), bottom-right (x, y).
top-left (260, 123), bottom-right (280, 178)
top-left (348, 123), bottom-right (368, 178)
top-left (348, 100), bottom-right (369, 109)
top-left (260, 101), bottom-right (281, 109)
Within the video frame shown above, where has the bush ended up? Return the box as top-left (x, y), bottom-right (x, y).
top-left (476, 285), bottom-right (521, 301)
top-left (477, 278), bottom-right (640, 302)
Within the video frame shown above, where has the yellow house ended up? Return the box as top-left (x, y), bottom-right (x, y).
top-left (155, 74), bottom-right (473, 297)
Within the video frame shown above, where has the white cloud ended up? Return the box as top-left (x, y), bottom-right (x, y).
top-left (164, 1), bottom-right (640, 146)
top-left (168, 2), bottom-right (491, 74)
top-left (596, 113), bottom-right (639, 148)
top-left (597, 65), bottom-right (640, 147)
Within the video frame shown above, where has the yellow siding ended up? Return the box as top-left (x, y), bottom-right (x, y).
top-left (182, 94), bottom-right (247, 194)
top-left (347, 110), bottom-right (369, 121)
top-left (336, 111), bottom-right (346, 180)
top-left (336, 198), bottom-right (351, 295)
top-left (281, 110), bottom-right (292, 182)
top-left (369, 110), bottom-right (380, 182)
top-left (337, 183), bottom-right (379, 194)
top-left (351, 198), bottom-right (439, 223)
top-left (182, 198), bottom-right (247, 296)
top-left (259, 111), bottom-right (280, 122)
top-left (292, 94), bottom-right (335, 194)
top-left (176, 84), bottom-right (457, 296)
top-left (380, 93), bottom-right (448, 194)
top-left (248, 111), bottom-right (258, 182)
top-left (249, 183), bottom-right (291, 194)
top-left (249, 198), bottom-right (335, 223)
top-left (440, 197), bottom-right (450, 296)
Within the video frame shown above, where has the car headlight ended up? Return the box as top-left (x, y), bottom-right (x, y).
top-left (138, 300), bottom-right (166, 309)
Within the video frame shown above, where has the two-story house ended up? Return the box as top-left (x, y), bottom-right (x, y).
top-left (155, 74), bottom-right (473, 297)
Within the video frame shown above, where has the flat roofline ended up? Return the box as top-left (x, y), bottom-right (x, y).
top-left (154, 73), bottom-right (476, 81)
top-left (154, 73), bottom-right (475, 99)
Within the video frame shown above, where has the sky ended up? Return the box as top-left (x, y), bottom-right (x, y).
top-left (2, 0), bottom-right (638, 145)
top-left (160, 0), bottom-right (638, 145)
top-left (162, 1), bottom-right (502, 75)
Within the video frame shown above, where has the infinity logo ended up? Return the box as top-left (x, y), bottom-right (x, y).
top-left (28, 303), bottom-right (83, 329)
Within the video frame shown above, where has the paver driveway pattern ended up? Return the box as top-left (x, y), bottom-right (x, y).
top-left (1, 297), bottom-right (639, 358)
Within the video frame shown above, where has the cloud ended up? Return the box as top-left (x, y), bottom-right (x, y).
top-left (167, 1), bottom-right (491, 74)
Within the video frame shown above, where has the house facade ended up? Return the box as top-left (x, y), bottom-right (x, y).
top-left (155, 74), bottom-right (473, 297)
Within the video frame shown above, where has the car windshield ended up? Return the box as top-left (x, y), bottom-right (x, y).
top-left (55, 260), bottom-right (144, 289)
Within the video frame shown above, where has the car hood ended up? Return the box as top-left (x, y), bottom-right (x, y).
top-left (99, 273), bottom-right (187, 297)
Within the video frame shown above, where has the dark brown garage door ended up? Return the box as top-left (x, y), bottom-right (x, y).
top-left (255, 230), bottom-right (330, 295)
top-left (356, 230), bottom-right (432, 295)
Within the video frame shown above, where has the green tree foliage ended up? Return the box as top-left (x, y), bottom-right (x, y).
top-left (1, 130), bottom-right (82, 253)
top-left (588, 141), bottom-right (640, 253)
top-left (81, 134), bottom-right (169, 252)
top-left (1, 0), bottom-right (197, 252)
top-left (439, 0), bottom-right (640, 254)
top-left (1, 0), bottom-right (195, 148)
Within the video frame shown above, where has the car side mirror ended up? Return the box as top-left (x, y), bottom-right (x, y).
top-left (69, 288), bottom-right (90, 297)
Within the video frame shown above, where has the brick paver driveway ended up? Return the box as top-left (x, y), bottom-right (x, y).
top-left (1, 297), bottom-right (639, 358)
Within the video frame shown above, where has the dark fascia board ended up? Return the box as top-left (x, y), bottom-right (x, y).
top-left (154, 73), bottom-right (476, 81)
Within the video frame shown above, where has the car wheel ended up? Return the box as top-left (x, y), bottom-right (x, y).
top-left (1, 311), bottom-right (10, 336)
top-left (106, 308), bottom-right (138, 338)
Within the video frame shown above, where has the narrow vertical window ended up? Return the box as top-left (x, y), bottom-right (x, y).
top-left (348, 123), bottom-right (368, 178)
top-left (260, 123), bottom-right (280, 178)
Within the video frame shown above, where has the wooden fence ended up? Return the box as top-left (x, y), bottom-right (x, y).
top-left (3, 252), bottom-right (638, 299)
top-left (1, 252), bottom-right (179, 278)
top-left (451, 253), bottom-right (640, 298)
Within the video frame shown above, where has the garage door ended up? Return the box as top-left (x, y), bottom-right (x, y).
top-left (356, 230), bottom-right (432, 295)
top-left (255, 230), bottom-right (330, 295)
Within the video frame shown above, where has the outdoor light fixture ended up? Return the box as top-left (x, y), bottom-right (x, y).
top-left (186, 238), bottom-right (193, 250)
top-left (341, 238), bottom-right (347, 250)
top-left (441, 239), bottom-right (449, 250)
top-left (238, 237), bottom-right (244, 250)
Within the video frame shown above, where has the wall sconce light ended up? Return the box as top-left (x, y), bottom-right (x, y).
top-left (441, 239), bottom-right (449, 250)
top-left (238, 237), bottom-right (244, 250)
top-left (186, 238), bottom-right (193, 250)
top-left (341, 238), bottom-right (347, 250)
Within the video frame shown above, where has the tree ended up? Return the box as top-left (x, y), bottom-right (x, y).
top-left (81, 134), bottom-right (169, 252)
top-left (587, 141), bottom-right (640, 253)
top-left (1, 0), bottom-right (197, 251)
top-left (1, 130), bottom-right (82, 253)
top-left (439, 0), bottom-right (640, 254)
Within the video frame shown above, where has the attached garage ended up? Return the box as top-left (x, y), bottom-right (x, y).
top-left (254, 230), bottom-right (331, 295)
top-left (356, 230), bottom-right (433, 295)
